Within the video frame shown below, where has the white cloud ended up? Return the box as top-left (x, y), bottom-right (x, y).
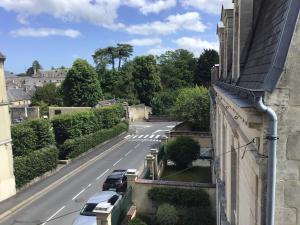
top-left (127, 38), bottom-right (162, 46)
top-left (10, 28), bottom-right (81, 38)
top-left (126, 0), bottom-right (176, 14)
top-left (173, 37), bottom-right (218, 56)
top-left (180, 0), bottom-right (233, 14)
top-left (126, 12), bottom-right (207, 35)
top-left (147, 46), bottom-right (173, 55)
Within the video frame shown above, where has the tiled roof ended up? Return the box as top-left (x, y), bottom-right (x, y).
top-left (7, 88), bottom-right (31, 102)
top-left (238, 0), bottom-right (300, 91)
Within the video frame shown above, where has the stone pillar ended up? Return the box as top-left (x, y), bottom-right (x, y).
top-left (217, 22), bottom-right (225, 79)
top-left (0, 52), bottom-right (16, 202)
top-left (94, 202), bottom-right (113, 225)
top-left (146, 154), bottom-right (155, 180)
top-left (150, 149), bottom-right (158, 179)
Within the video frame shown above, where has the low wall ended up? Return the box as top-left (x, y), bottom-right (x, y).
top-left (169, 131), bottom-right (212, 149)
top-left (131, 179), bottom-right (216, 215)
top-left (48, 106), bottom-right (91, 118)
top-left (10, 106), bottom-right (39, 122)
top-left (128, 104), bottom-right (152, 122)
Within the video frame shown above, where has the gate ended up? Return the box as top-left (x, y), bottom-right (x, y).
top-left (111, 187), bottom-right (133, 225)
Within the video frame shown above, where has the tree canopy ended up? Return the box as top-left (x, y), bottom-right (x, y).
top-left (31, 83), bottom-right (63, 106)
top-left (62, 59), bottom-right (102, 106)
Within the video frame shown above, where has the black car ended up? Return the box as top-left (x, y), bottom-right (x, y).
top-left (102, 170), bottom-right (127, 193)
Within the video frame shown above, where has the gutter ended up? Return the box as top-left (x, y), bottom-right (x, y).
top-left (256, 97), bottom-right (278, 225)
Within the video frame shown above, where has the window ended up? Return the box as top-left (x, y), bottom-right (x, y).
top-left (80, 203), bottom-right (97, 216)
top-left (54, 110), bottom-right (61, 115)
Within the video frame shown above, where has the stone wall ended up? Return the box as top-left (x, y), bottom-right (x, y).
top-left (128, 104), bottom-right (152, 122)
top-left (10, 106), bottom-right (39, 122)
top-left (168, 131), bottom-right (212, 149)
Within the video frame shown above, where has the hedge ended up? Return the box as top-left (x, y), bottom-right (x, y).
top-left (59, 122), bottom-right (128, 159)
top-left (51, 104), bottom-right (124, 145)
top-left (11, 119), bottom-right (55, 156)
top-left (14, 146), bottom-right (58, 188)
top-left (148, 187), bottom-right (210, 208)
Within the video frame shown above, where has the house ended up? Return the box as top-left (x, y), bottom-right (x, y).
top-left (0, 52), bottom-right (16, 201)
top-left (7, 88), bottom-right (31, 106)
top-left (210, 1), bottom-right (300, 225)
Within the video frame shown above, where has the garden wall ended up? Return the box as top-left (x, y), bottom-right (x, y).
top-left (128, 104), bottom-right (152, 122)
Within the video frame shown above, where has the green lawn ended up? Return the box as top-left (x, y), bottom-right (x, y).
top-left (160, 166), bottom-right (211, 183)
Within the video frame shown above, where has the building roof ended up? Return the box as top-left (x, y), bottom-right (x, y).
top-left (7, 88), bottom-right (31, 102)
top-left (237, 0), bottom-right (300, 91)
top-left (33, 68), bottom-right (68, 78)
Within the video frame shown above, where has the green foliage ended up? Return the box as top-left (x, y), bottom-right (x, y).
top-left (62, 59), bottom-right (102, 106)
top-left (31, 83), bottom-right (63, 107)
top-left (51, 104), bottom-right (124, 145)
top-left (151, 90), bottom-right (178, 115)
top-left (172, 86), bottom-right (209, 131)
top-left (11, 125), bottom-right (36, 156)
top-left (148, 187), bottom-right (210, 208)
top-left (158, 49), bottom-right (196, 89)
top-left (11, 119), bottom-right (55, 156)
top-left (132, 55), bottom-right (161, 106)
top-left (26, 60), bottom-right (43, 76)
top-left (128, 218), bottom-right (147, 225)
top-left (181, 207), bottom-right (215, 225)
top-left (33, 100), bottom-right (49, 117)
top-left (14, 146), bottom-right (58, 188)
top-left (166, 136), bottom-right (200, 169)
top-left (156, 204), bottom-right (178, 225)
top-left (59, 122), bottom-right (128, 159)
top-left (194, 49), bottom-right (219, 86)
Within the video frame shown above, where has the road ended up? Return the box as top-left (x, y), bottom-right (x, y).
top-left (1, 121), bottom-right (177, 225)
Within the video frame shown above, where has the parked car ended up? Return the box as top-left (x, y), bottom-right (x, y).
top-left (72, 191), bottom-right (121, 225)
top-left (102, 170), bottom-right (128, 193)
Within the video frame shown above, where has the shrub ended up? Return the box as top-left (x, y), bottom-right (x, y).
top-left (51, 104), bottom-right (124, 145)
top-left (181, 207), bottom-right (215, 225)
top-left (14, 146), bottom-right (58, 188)
top-left (59, 122), bottom-right (128, 159)
top-left (148, 187), bottom-right (210, 208)
top-left (11, 125), bottom-right (36, 156)
top-left (128, 218), bottom-right (147, 225)
top-left (166, 136), bottom-right (200, 169)
top-left (156, 204), bottom-right (178, 225)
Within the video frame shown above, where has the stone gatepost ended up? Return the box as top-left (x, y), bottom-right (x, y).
top-left (146, 154), bottom-right (155, 180)
top-left (94, 202), bottom-right (113, 225)
top-left (126, 169), bottom-right (138, 188)
top-left (150, 148), bottom-right (158, 178)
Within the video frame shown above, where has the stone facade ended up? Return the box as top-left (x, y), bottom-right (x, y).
top-left (211, 1), bottom-right (300, 225)
top-left (0, 53), bottom-right (16, 202)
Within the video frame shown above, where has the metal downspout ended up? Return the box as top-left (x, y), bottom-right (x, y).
top-left (256, 97), bottom-right (278, 225)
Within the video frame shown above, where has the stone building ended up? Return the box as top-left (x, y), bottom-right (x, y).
top-left (0, 52), bottom-right (16, 201)
top-left (210, 1), bottom-right (300, 225)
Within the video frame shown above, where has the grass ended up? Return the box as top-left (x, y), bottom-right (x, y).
top-left (160, 166), bottom-right (211, 183)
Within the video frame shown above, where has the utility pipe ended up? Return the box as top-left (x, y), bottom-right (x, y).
top-left (256, 97), bottom-right (278, 225)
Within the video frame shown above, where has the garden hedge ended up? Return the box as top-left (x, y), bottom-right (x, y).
top-left (51, 104), bottom-right (124, 145)
top-left (11, 119), bottom-right (55, 156)
top-left (148, 187), bottom-right (210, 208)
top-left (14, 146), bottom-right (58, 188)
top-left (59, 122), bottom-right (128, 159)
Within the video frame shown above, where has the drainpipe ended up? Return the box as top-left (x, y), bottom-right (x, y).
top-left (256, 97), bottom-right (278, 225)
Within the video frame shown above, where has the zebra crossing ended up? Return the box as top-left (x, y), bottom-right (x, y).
top-left (124, 134), bottom-right (163, 142)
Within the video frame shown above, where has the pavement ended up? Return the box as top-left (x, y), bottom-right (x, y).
top-left (0, 121), bottom-right (178, 225)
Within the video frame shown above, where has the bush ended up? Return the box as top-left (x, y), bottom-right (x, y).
top-left (128, 218), bottom-right (147, 225)
top-left (11, 125), bottom-right (36, 156)
top-left (166, 136), bottom-right (200, 169)
top-left (51, 104), bottom-right (124, 145)
top-left (14, 146), bottom-right (58, 188)
top-left (156, 204), bottom-right (178, 225)
top-left (59, 122), bottom-right (128, 159)
top-left (148, 187), bottom-right (210, 208)
top-left (181, 207), bottom-right (215, 225)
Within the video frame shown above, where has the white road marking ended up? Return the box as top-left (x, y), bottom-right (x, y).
top-left (72, 184), bottom-right (92, 200)
top-left (132, 135), bottom-right (138, 139)
top-left (96, 169), bottom-right (109, 180)
top-left (134, 141), bottom-right (144, 149)
top-left (166, 125), bottom-right (175, 128)
top-left (155, 135), bottom-right (160, 139)
top-left (113, 158), bottom-right (123, 167)
top-left (138, 135), bottom-right (144, 138)
top-left (124, 135), bottom-right (131, 139)
top-left (153, 130), bottom-right (170, 134)
top-left (125, 149), bottom-right (133, 156)
top-left (143, 135), bottom-right (149, 138)
top-left (41, 206), bottom-right (65, 225)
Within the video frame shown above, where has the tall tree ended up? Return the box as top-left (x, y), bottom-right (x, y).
top-left (116, 44), bottom-right (133, 71)
top-left (132, 55), bottom-right (161, 106)
top-left (62, 59), bottom-right (102, 106)
top-left (194, 49), bottom-right (219, 86)
top-left (158, 49), bottom-right (196, 89)
top-left (31, 83), bottom-right (63, 106)
top-left (26, 60), bottom-right (43, 76)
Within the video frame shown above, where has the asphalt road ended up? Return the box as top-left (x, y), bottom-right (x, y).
top-left (1, 121), bottom-right (178, 225)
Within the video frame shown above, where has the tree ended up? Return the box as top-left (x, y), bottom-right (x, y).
top-left (166, 136), bottom-right (200, 169)
top-left (156, 204), bottom-right (178, 225)
top-left (128, 218), bottom-right (147, 225)
top-left (62, 59), bottom-right (102, 106)
top-left (158, 49), bottom-right (196, 89)
top-left (31, 83), bottom-right (63, 106)
top-left (194, 49), bottom-right (219, 86)
top-left (150, 90), bottom-right (178, 115)
top-left (116, 44), bottom-right (133, 71)
top-left (132, 55), bottom-right (161, 105)
top-left (26, 60), bottom-right (43, 76)
top-left (172, 86), bottom-right (210, 131)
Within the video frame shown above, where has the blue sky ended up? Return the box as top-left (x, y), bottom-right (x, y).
top-left (0, 0), bottom-right (232, 73)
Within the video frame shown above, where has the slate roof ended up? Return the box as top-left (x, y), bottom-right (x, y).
top-left (7, 88), bottom-right (31, 102)
top-left (237, 0), bottom-right (300, 91)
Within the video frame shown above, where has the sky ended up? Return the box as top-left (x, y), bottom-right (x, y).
top-left (0, 0), bottom-right (233, 74)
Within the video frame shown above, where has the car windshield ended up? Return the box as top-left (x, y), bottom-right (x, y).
top-left (80, 203), bottom-right (97, 216)
top-left (105, 178), bottom-right (120, 184)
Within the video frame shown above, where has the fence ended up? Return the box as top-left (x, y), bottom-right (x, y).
top-left (111, 187), bottom-right (133, 225)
